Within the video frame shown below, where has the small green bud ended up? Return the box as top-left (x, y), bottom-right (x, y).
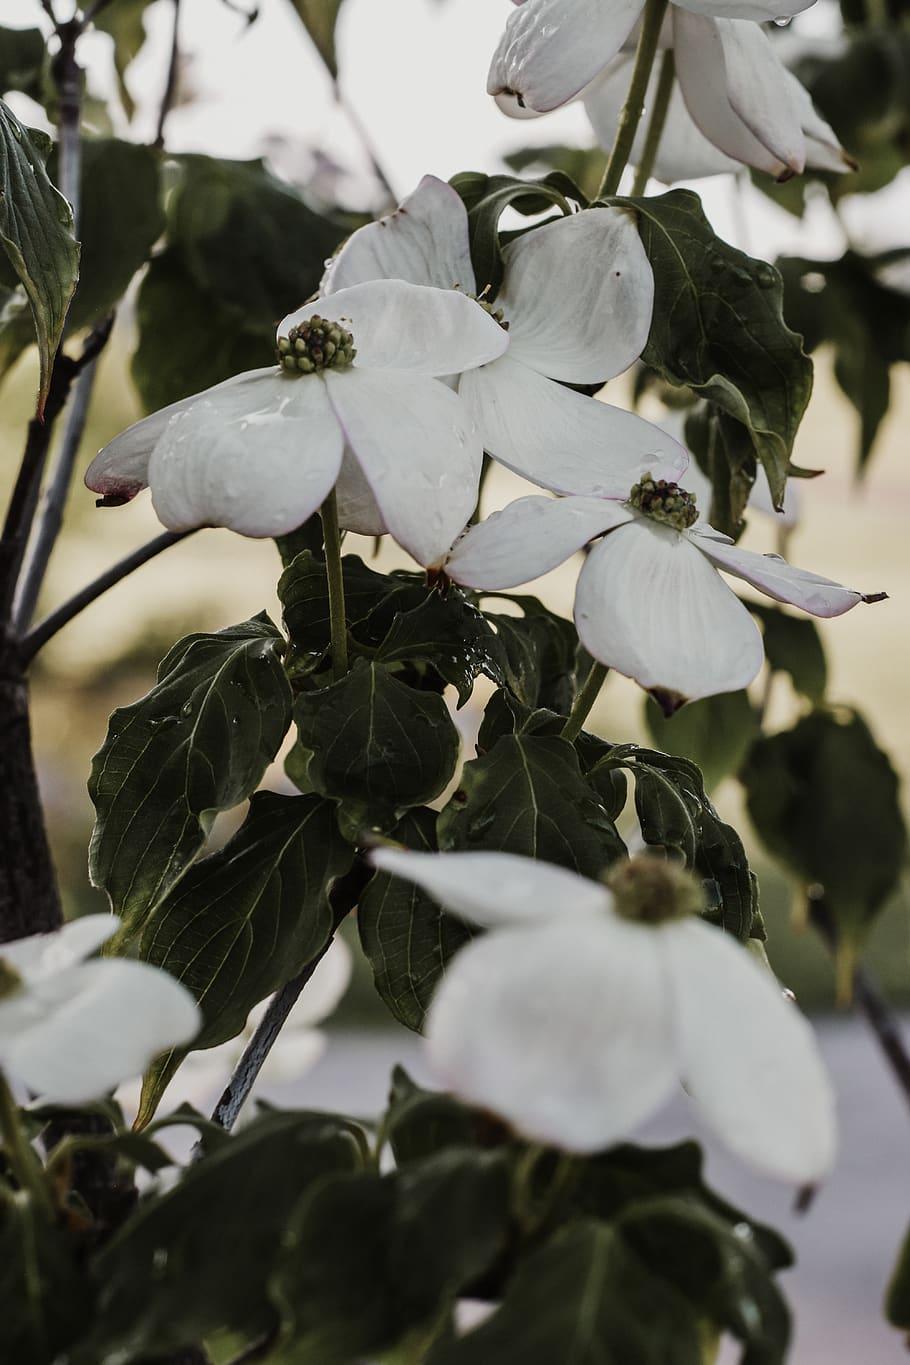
top-left (628, 473), bottom-right (699, 531)
top-left (277, 314), bottom-right (356, 376)
top-left (606, 856), bottom-right (705, 925)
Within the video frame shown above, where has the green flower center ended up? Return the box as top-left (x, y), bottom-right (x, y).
top-left (606, 857), bottom-right (704, 925)
top-left (629, 474), bottom-right (698, 531)
top-left (474, 297), bottom-right (510, 331)
top-left (277, 316), bottom-right (356, 374)
top-left (0, 957), bottom-right (23, 1001)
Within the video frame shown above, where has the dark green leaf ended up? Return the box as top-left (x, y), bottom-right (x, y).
top-left (484, 594), bottom-right (579, 713)
top-left (450, 171), bottom-right (577, 296)
top-left (94, 0), bottom-right (154, 120)
top-left (886, 1219), bottom-right (910, 1333)
top-left (270, 1151), bottom-right (510, 1364)
top-left (59, 137), bottom-right (164, 331)
top-left (750, 603), bottom-right (827, 703)
top-left (0, 26), bottom-right (45, 100)
top-left (431, 1219), bottom-right (705, 1365)
top-left (504, 143), bottom-right (607, 204)
top-left (632, 765), bottom-right (698, 863)
top-left (88, 615), bottom-right (292, 931)
top-left (134, 792), bottom-right (353, 1121)
top-left (742, 709), bottom-right (907, 957)
top-left (383, 1066), bottom-right (486, 1167)
top-left (0, 1192), bottom-right (91, 1364)
top-left (438, 733), bottom-right (626, 873)
top-left (617, 189), bottom-right (812, 508)
top-left (285, 0), bottom-right (345, 78)
top-left (376, 589), bottom-right (506, 705)
top-left (359, 808), bottom-right (472, 1031)
top-left (695, 810), bottom-right (761, 943)
top-left (80, 1111), bottom-right (364, 1360)
top-left (644, 690), bottom-right (758, 790)
top-left (132, 247), bottom-right (273, 410)
top-left (288, 660), bottom-right (460, 836)
top-left (0, 99), bottom-right (78, 413)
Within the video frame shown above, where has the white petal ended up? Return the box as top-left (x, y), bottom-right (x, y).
top-left (716, 20), bottom-right (806, 174)
top-left (322, 176), bottom-right (476, 295)
top-left (488, 0), bottom-right (646, 112)
top-left (325, 367), bottom-right (482, 567)
top-left (280, 280), bottom-right (508, 377)
top-left (459, 356), bottom-right (688, 495)
top-left (426, 917), bottom-right (677, 1151)
top-left (369, 848), bottom-right (610, 928)
top-left (786, 71), bottom-right (856, 174)
top-left (691, 535), bottom-right (867, 618)
top-left (148, 373), bottom-right (343, 537)
top-left (500, 208), bottom-right (654, 383)
top-left (84, 370), bottom-right (276, 501)
top-left (673, 0), bottom-right (815, 21)
top-left (584, 57), bottom-right (739, 181)
top-left (0, 914), bottom-right (117, 980)
top-left (575, 518), bottom-right (764, 705)
top-left (4, 960), bottom-right (200, 1104)
top-left (674, 14), bottom-right (794, 177)
top-left (284, 938), bottom-right (353, 1029)
top-left (335, 447), bottom-right (388, 536)
top-left (663, 919), bottom-right (837, 1182)
top-left (446, 494), bottom-right (633, 590)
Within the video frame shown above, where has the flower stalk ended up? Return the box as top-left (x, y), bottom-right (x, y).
top-left (630, 50), bottom-right (675, 195)
top-left (596, 0), bottom-right (670, 199)
top-left (561, 661), bottom-right (609, 743)
top-left (320, 489), bottom-right (349, 681)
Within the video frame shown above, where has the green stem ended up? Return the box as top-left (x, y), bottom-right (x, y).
top-left (561, 662), bottom-right (609, 743)
top-left (630, 50), bottom-right (675, 195)
top-left (596, 0), bottom-right (669, 199)
top-left (0, 1069), bottom-right (53, 1217)
top-left (320, 490), bottom-right (348, 681)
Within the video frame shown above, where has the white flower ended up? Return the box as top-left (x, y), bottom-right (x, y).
top-left (322, 175), bottom-right (687, 512)
top-left (86, 280), bottom-right (509, 568)
top-left (491, 3), bottom-right (852, 181)
top-left (444, 478), bottom-right (873, 709)
top-left (119, 938), bottom-right (352, 1120)
top-left (0, 916), bottom-right (200, 1105)
top-left (370, 847), bottom-right (837, 1184)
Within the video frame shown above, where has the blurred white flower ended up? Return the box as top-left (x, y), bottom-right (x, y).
top-left (0, 916), bottom-right (199, 1105)
top-left (323, 175), bottom-right (687, 509)
top-left (445, 476), bottom-right (873, 709)
top-left (370, 847), bottom-right (837, 1184)
top-left (86, 280), bottom-right (509, 568)
top-left (491, 3), bottom-right (852, 181)
top-left (119, 938), bottom-right (352, 1120)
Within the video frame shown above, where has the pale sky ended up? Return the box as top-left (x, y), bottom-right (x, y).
top-left (12, 0), bottom-right (908, 264)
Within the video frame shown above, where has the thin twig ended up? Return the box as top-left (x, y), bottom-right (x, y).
top-left (154, 0), bottom-right (182, 150)
top-left (853, 965), bottom-right (910, 1116)
top-left (334, 82), bottom-right (398, 209)
top-left (208, 944), bottom-right (333, 1135)
top-left (13, 317), bottom-right (115, 633)
top-left (19, 530), bottom-right (196, 664)
top-left (39, 0), bottom-right (59, 28)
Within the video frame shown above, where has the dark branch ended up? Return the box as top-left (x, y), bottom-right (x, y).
top-left (154, 0), bottom-right (182, 150)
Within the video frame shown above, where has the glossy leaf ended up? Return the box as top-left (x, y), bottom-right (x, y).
top-left (438, 733), bottom-right (626, 874)
top-left (616, 189), bottom-right (812, 509)
top-left (450, 171), bottom-right (578, 296)
top-left (484, 594), bottom-right (580, 713)
top-left (383, 1066), bottom-right (487, 1167)
top-left (88, 615), bottom-right (292, 931)
top-left (0, 100), bottom-right (78, 413)
top-left (358, 808), bottom-right (472, 1031)
top-left (375, 589), bottom-right (506, 706)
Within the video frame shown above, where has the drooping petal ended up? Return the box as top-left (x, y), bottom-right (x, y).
top-left (786, 71), bottom-right (857, 174)
top-left (280, 280), bottom-right (508, 377)
top-left (426, 916), bottom-right (677, 1151)
top-left (499, 207), bottom-right (653, 384)
top-left (663, 918), bottom-right (837, 1183)
top-left (0, 914), bottom-right (117, 980)
top-left (584, 56), bottom-right (739, 181)
top-left (322, 176), bottom-right (477, 295)
top-left (446, 494), bottom-right (633, 590)
top-left (148, 373), bottom-right (343, 537)
top-left (370, 848), bottom-right (610, 928)
top-left (575, 518), bottom-right (765, 705)
top-left (690, 534), bottom-right (869, 618)
top-left (673, 0), bottom-right (815, 22)
top-left (3, 960), bottom-right (200, 1104)
top-left (325, 367), bottom-right (482, 567)
top-left (335, 448), bottom-right (388, 536)
top-left (488, 0), bottom-right (646, 113)
top-left (459, 356), bottom-right (687, 495)
top-left (84, 370), bottom-right (276, 502)
top-left (716, 20), bottom-right (806, 174)
top-left (674, 13), bottom-right (798, 177)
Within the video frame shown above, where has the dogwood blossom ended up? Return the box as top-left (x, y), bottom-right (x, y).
top-left (322, 175), bottom-right (687, 508)
top-left (491, 3), bottom-right (852, 181)
top-left (0, 916), bottom-right (200, 1104)
top-left (369, 847), bottom-right (836, 1183)
top-left (445, 477), bottom-right (874, 709)
top-left (86, 280), bottom-right (509, 567)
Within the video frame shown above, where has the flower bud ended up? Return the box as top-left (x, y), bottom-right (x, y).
top-left (607, 856), bottom-right (705, 925)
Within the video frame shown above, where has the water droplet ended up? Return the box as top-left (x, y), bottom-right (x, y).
top-left (732, 1221), bottom-right (753, 1241)
top-left (772, 14), bottom-right (792, 25)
